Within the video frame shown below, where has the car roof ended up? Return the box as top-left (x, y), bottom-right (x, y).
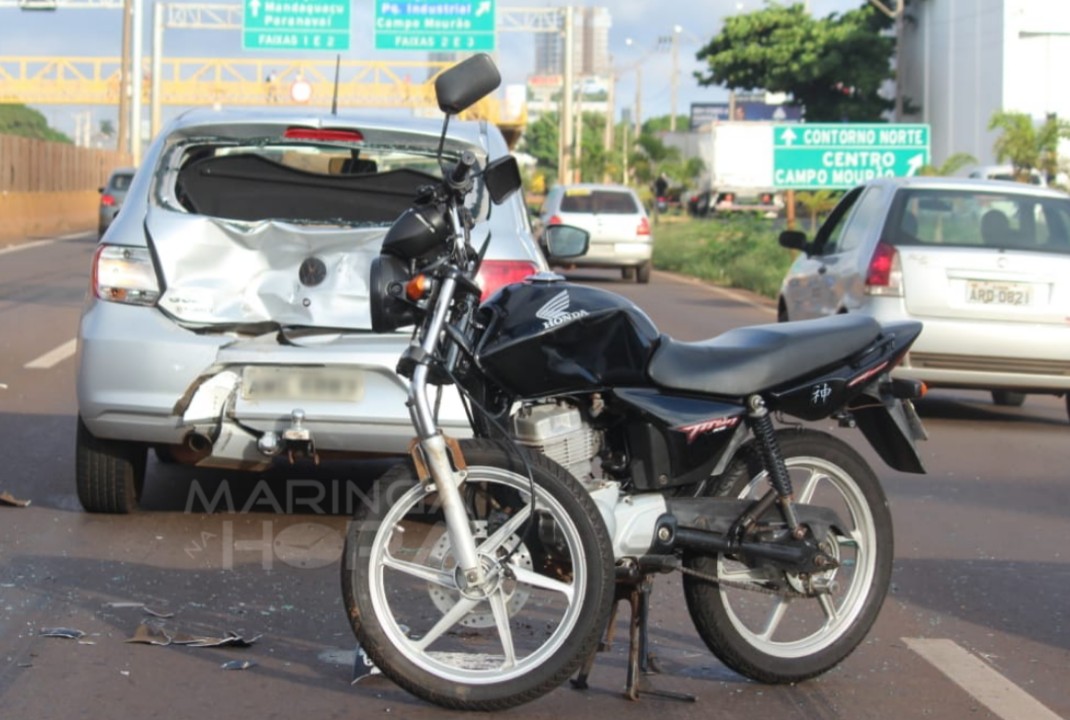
top-left (864, 175), bottom-right (1068, 198)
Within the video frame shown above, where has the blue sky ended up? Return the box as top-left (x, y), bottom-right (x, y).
top-left (1, 0), bottom-right (863, 140)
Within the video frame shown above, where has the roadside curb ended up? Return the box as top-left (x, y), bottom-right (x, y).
top-left (653, 269), bottom-right (777, 316)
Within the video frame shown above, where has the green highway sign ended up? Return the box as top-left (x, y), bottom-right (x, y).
top-left (375, 0), bottom-right (497, 51)
top-left (773, 124), bottom-right (930, 189)
top-left (242, 0), bottom-right (351, 51)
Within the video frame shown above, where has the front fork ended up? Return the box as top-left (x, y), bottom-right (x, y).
top-left (406, 273), bottom-right (486, 588)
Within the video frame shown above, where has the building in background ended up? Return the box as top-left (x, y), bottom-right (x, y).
top-left (534, 7), bottom-right (612, 78)
top-left (899, 0), bottom-right (1070, 170)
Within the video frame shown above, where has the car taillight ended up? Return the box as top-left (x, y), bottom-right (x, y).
top-left (548, 215), bottom-right (563, 226)
top-left (865, 242), bottom-right (903, 296)
top-left (101, 194), bottom-right (116, 207)
top-left (476, 260), bottom-right (538, 302)
top-left (283, 127), bottom-right (364, 142)
top-left (637, 217), bottom-right (650, 236)
top-left (91, 245), bottom-right (161, 306)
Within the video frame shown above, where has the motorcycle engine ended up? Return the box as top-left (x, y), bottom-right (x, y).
top-left (511, 402), bottom-right (601, 484)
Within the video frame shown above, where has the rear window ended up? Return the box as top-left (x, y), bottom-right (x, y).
top-left (560, 189), bottom-right (639, 215)
top-left (163, 140), bottom-right (483, 227)
top-left (108, 173), bottom-right (134, 192)
top-left (889, 189), bottom-right (1070, 255)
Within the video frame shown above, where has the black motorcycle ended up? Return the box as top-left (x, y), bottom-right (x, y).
top-left (341, 54), bottom-right (927, 711)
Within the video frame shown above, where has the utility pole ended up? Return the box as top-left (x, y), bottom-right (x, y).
top-left (131, 0), bottom-right (143, 164)
top-left (559, 6), bottom-right (574, 185)
top-left (117, 0), bottom-right (131, 156)
top-left (603, 70), bottom-right (614, 183)
top-left (670, 25), bottom-right (680, 131)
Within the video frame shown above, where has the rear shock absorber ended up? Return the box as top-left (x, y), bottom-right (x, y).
top-left (746, 395), bottom-right (803, 537)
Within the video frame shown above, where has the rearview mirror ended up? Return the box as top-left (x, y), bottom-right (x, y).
top-left (435, 54), bottom-right (501, 115)
top-left (778, 229), bottom-right (808, 253)
top-left (483, 156), bottom-right (521, 205)
top-left (543, 224), bottom-right (589, 261)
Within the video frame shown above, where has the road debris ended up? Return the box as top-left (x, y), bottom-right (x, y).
top-left (104, 601), bottom-right (175, 618)
top-left (39, 628), bottom-right (85, 639)
top-left (0, 491), bottom-right (31, 507)
top-left (126, 622), bottom-right (261, 648)
top-left (351, 643), bottom-right (381, 684)
top-left (221, 660), bottom-right (257, 671)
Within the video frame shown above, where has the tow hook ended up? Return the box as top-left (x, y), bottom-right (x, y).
top-left (258, 409), bottom-right (319, 464)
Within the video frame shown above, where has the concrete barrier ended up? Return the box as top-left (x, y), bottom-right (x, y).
top-left (0, 190), bottom-right (101, 245)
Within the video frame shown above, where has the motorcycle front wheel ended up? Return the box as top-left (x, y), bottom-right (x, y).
top-left (341, 439), bottom-right (614, 711)
top-left (683, 429), bottom-right (893, 684)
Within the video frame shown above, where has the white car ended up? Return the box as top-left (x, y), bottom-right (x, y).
top-left (539, 183), bottom-right (653, 283)
top-left (76, 109), bottom-right (546, 512)
top-left (777, 176), bottom-right (1070, 419)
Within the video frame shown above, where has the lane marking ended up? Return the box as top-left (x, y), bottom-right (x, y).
top-left (904, 638), bottom-right (1064, 720)
top-left (24, 339), bottom-right (78, 370)
top-left (653, 270), bottom-right (777, 316)
top-left (0, 231), bottom-right (93, 257)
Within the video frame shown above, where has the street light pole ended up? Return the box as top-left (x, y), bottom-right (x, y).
top-left (559, 6), bottom-right (574, 185)
top-left (117, 0), bottom-right (131, 156)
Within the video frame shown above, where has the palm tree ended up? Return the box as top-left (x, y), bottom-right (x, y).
top-left (916, 152), bottom-right (977, 177)
top-left (988, 110), bottom-right (1070, 182)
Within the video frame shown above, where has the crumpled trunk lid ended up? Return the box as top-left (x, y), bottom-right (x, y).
top-left (147, 205), bottom-right (386, 330)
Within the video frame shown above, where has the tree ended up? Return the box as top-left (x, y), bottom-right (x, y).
top-left (916, 152), bottom-right (977, 177)
top-left (694, 2), bottom-right (895, 122)
top-left (988, 110), bottom-right (1070, 182)
top-left (0, 104), bottom-right (71, 143)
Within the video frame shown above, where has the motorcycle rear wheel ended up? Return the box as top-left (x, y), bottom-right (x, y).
top-left (341, 439), bottom-right (614, 711)
top-left (683, 429), bottom-right (893, 684)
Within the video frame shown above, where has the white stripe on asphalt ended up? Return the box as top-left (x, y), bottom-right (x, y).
top-left (0, 231), bottom-right (92, 257)
top-left (904, 638), bottom-right (1064, 720)
top-left (24, 339), bottom-right (78, 370)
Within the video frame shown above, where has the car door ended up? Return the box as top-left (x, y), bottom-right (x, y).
top-left (782, 187), bottom-right (862, 319)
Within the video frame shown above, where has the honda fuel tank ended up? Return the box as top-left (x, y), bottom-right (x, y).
top-left (475, 275), bottom-right (660, 397)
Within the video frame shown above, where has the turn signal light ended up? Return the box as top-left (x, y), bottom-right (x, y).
top-left (100, 194), bottom-right (116, 207)
top-left (405, 274), bottom-right (430, 302)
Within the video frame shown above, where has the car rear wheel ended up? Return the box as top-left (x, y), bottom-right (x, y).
top-left (636, 261), bottom-right (652, 284)
top-left (76, 417), bottom-right (147, 513)
top-left (991, 390), bottom-right (1026, 407)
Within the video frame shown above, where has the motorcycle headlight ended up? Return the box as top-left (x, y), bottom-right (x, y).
top-left (370, 254), bottom-right (419, 333)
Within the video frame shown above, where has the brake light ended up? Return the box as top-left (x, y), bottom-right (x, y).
top-left (637, 217), bottom-right (650, 236)
top-left (476, 260), bottom-right (538, 302)
top-left (865, 241), bottom-right (903, 296)
top-left (91, 245), bottom-right (160, 306)
top-left (283, 127), bottom-right (364, 142)
top-left (101, 194), bottom-right (116, 207)
top-left (548, 215), bottom-right (563, 226)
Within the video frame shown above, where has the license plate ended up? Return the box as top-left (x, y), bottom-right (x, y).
top-left (241, 366), bottom-right (363, 403)
top-left (965, 280), bottom-right (1033, 307)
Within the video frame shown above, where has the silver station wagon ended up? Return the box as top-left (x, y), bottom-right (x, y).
top-left (76, 109), bottom-right (546, 512)
top-left (777, 176), bottom-right (1070, 419)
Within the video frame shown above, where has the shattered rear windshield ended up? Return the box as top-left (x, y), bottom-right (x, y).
top-left (165, 141), bottom-right (483, 227)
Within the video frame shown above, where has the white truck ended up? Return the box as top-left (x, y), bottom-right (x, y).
top-left (664, 122), bottom-right (783, 217)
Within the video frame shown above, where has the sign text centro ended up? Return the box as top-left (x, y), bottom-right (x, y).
top-left (772, 123), bottom-right (931, 189)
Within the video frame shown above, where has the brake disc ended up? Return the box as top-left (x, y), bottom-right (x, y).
top-left (426, 521), bottom-right (533, 628)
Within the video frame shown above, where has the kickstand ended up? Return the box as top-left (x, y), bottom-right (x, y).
top-left (572, 572), bottom-right (696, 703)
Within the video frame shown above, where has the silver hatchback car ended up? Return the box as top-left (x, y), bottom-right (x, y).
top-left (539, 183), bottom-right (653, 282)
top-left (777, 176), bottom-right (1070, 419)
top-left (76, 109), bottom-right (546, 512)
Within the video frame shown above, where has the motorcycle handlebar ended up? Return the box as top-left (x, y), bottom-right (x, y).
top-left (449, 150), bottom-right (477, 186)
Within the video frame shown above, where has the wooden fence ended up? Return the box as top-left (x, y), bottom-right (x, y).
top-left (0, 134), bottom-right (131, 243)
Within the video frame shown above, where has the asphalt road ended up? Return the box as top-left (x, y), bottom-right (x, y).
top-left (0, 233), bottom-right (1067, 719)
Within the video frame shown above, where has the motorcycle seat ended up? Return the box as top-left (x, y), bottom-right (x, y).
top-left (648, 314), bottom-right (882, 397)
